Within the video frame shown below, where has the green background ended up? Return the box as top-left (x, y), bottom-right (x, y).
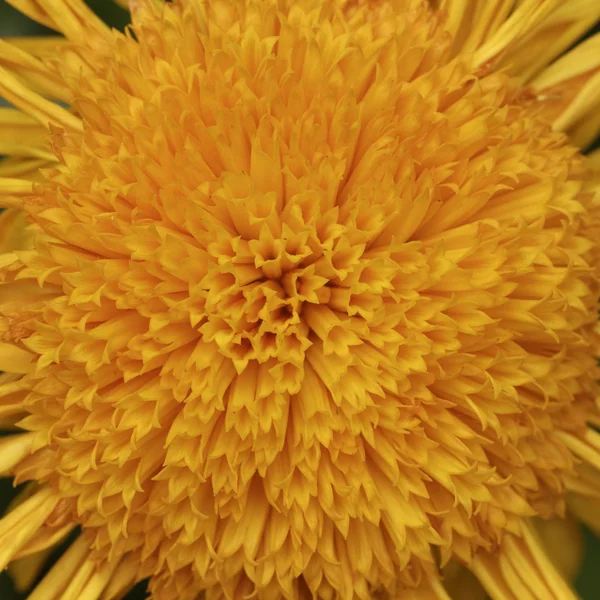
top-left (0, 1), bottom-right (598, 598)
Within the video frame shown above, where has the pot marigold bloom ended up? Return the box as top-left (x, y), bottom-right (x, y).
top-left (1, 0), bottom-right (600, 598)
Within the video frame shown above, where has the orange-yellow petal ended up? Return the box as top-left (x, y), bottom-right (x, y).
top-left (532, 33), bottom-right (600, 148)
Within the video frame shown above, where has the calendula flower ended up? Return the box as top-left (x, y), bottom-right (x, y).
top-left (1, 0), bottom-right (600, 598)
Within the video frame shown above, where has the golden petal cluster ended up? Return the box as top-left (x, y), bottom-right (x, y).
top-left (0, 1), bottom-right (599, 600)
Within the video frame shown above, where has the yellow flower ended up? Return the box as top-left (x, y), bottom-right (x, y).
top-left (0, 0), bottom-right (600, 598)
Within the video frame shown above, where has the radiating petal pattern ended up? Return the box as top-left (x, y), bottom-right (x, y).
top-left (0, 1), bottom-right (599, 599)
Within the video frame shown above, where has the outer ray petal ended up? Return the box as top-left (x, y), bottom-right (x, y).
top-left (532, 516), bottom-right (584, 582)
top-left (434, 0), bottom-right (600, 147)
top-left (556, 429), bottom-right (600, 472)
top-left (0, 158), bottom-right (54, 180)
top-left (0, 178), bottom-right (34, 209)
top-left (0, 64), bottom-right (82, 132)
top-left (0, 487), bottom-right (59, 571)
top-left (443, 564), bottom-right (487, 600)
top-left (0, 39), bottom-right (69, 100)
top-left (0, 208), bottom-right (33, 254)
top-left (0, 342), bottom-right (35, 373)
top-left (492, 0), bottom-right (600, 82)
top-left (588, 148), bottom-right (600, 172)
top-left (471, 523), bottom-right (578, 600)
top-left (438, 0), bottom-right (564, 66)
top-left (8, 548), bottom-right (57, 593)
top-left (532, 33), bottom-right (600, 148)
top-left (4, 0), bottom-right (110, 42)
top-left (0, 109), bottom-right (54, 159)
top-left (568, 493), bottom-right (600, 540)
top-left (401, 578), bottom-right (452, 599)
top-left (24, 535), bottom-right (119, 600)
top-left (431, 0), bottom-right (518, 55)
top-left (0, 433), bottom-right (35, 476)
top-left (435, 0), bottom-right (600, 82)
top-left (102, 554), bottom-right (139, 600)
top-left (7, 36), bottom-right (69, 59)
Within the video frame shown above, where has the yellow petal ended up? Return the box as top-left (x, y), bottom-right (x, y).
top-left (0, 157), bottom-right (52, 181)
top-left (568, 493), bottom-right (600, 539)
top-left (443, 562), bottom-right (488, 600)
top-left (472, 522), bottom-right (577, 600)
top-left (437, 0), bottom-right (600, 87)
top-left (473, 0), bottom-right (563, 68)
top-left (400, 577), bottom-right (453, 600)
top-left (102, 554), bottom-right (138, 600)
top-left (556, 429), bottom-right (600, 472)
top-left (0, 342), bottom-right (35, 374)
top-left (0, 109), bottom-right (53, 159)
top-left (0, 178), bottom-right (34, 209)
top-left (498, 0), bottom-right (600, 82)
top-left (0, 486), bottom-right (58, 571)
top-left (0, 374), bottom-right (27, 422)
top-left (0, 178), bottom-right (34, 196)
top-left (28, 541), bottom-right (119, 600)
top-left (8, 548), bottom-right (55, 593)
top-left (532, 33), bottom-right (600, 147)
top-left (26, 536), bottom-right (90, 600)
top-left (4, 0), bottom-right (110, 42)
top-left (0, 209), bottom-right (32, 254)
top-left (565, 462), bottom-right (600, 500)
top-left (436, 0), bottom-right (520, 55)
top-left (588, 148), bottom-right (600, 173)
top-left (0, 64), bottom-right (82, 132)
top-left (569, 107), bottom-right (600, 149)
top-left (532, 516), bottom-right (584, 582)
top-left (0, 39), bottom-right (68, 101)
top-left (0, 433), bottom-right (35, 476)
top-left (6, 36), bottom-right (68, 59)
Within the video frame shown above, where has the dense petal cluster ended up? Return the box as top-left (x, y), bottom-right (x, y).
top-left (0, 1), bottom-right (600, 599)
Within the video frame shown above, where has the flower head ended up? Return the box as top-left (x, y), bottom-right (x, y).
top-left (0, 1), bottom-right (600, 599)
